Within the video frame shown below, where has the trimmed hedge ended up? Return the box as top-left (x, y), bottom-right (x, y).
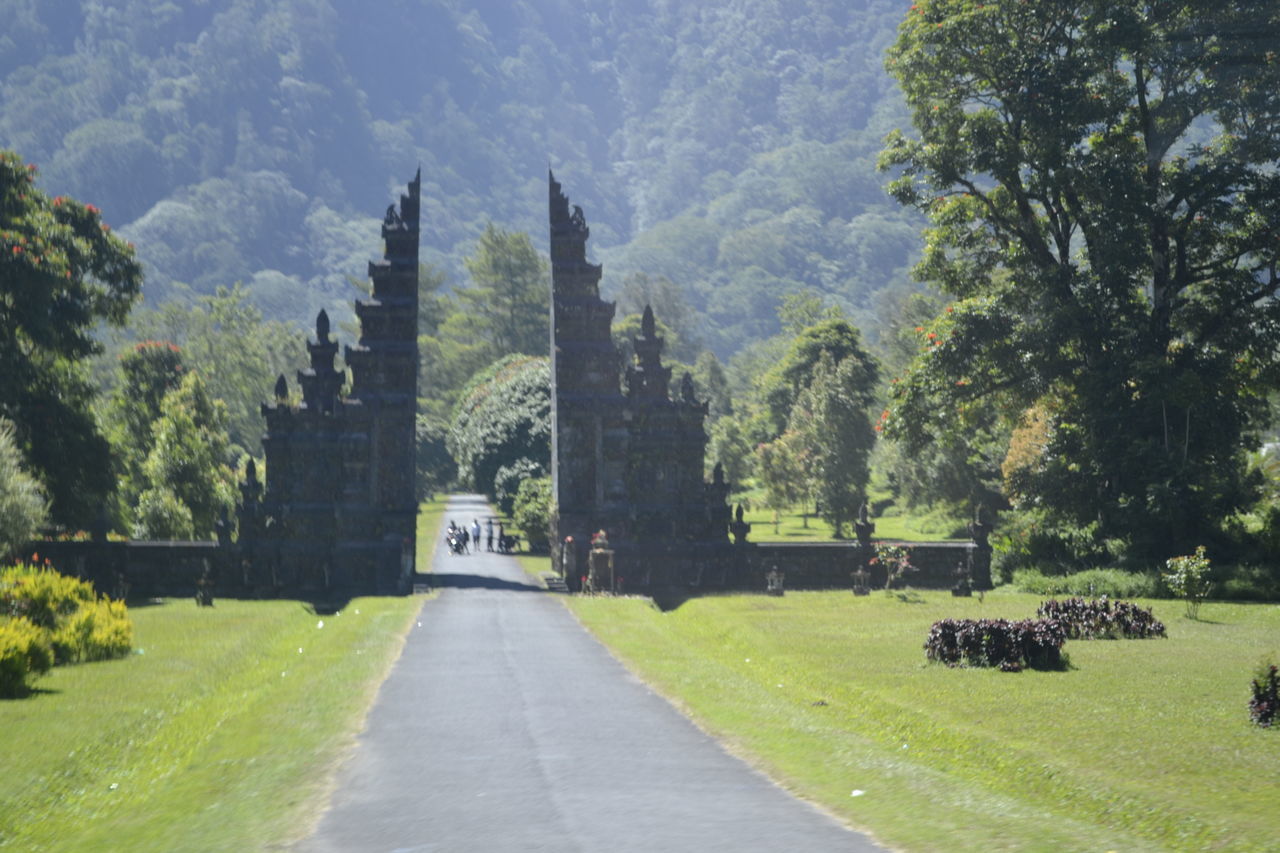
top-left (1035, 597), bottom-right (1166, 640)
top-left (925, 618), bottom-right (1066, 672)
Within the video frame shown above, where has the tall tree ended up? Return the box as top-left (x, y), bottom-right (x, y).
top-left (125, 284), bottom-right (306, 455)
top-left (104, 340), bottom-right (188, 520)
top-left (790, 351), bottom-right (878, 538)
top-left (0, 418), bottom-right (47, 556)
top-left (758, 317), bottom-right (878, 437)
top-left (460, 223), bottom-right (549, 358)
top-left (880, 0), bottom-right (1280, 557)
top-left (754, 429), bottom-right (816, 528)
top-left (0, 151), bottom-right (142, 526)
top-left (135, 372), bottom-right (234, 540)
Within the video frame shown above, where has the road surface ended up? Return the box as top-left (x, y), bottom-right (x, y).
top-left (298, 494), bottom-right (880, 852)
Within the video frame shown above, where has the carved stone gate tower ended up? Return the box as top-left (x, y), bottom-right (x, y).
top-left (242, 171), bottom-right (421, 597)
top-left (549, 173), bottom-right (731, 590)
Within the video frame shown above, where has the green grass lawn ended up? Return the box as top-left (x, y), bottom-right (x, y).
top-left (0, 594), bottom-right (422, 851)
top-left (741, 507), bottom-right (964, 543)
top-left (567, 590), bottom-right (1280, 852)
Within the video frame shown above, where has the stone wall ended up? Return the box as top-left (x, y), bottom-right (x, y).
top-left (738, 541), bottom-right (981, 591)
top-left (26, 540), bottom-right (230, 600)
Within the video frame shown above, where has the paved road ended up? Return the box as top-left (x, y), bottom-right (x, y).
top-left (298, 495), bottom-right (880, 852)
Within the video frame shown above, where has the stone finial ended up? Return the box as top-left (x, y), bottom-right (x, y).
top-left (245, 458), bottom-right (258, 485)
top-left (858, 500), bottom-right (870, 525)
top-left (316, 309), bottom-right (330, 342)
top-left (735, 504), bottom-right (745, 524)
top-left (570, 204), bottom-right (588, 236)
top-left (641, 304), bottom-right (656, 338)
top-left (274, 374), bottom-right (288, 401)
top-left (713, 462), bottom-right (725, 485)
top-left (681, 371), bottom-right (696, 403)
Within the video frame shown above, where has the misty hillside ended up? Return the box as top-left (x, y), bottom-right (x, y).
top-left (0, 0), bottom-right (919, 355)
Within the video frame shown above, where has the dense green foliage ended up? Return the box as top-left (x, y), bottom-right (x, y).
top-left (511, 476), bottom-right (552, 554)
top-left (880, 0), bottom-right (1280, 560)
top-left (0, 151), bottom-right (141, 527)
top-left (788, 351), bottom-right (878, 537)
top-left (0, 0), bottom-right (917, 359)
top-left (459, 223), bottom-right (549, 358)
top-left (415, 414), bottom-right (455, 500)
top-left (0, 419), bottom-right (47, 557)
top-left (446, 354), bottom-right (550, 500)
top-left (1011, 567), bottom-right (1160, 599)
top-left (117, 284), bottom-right (307, 454)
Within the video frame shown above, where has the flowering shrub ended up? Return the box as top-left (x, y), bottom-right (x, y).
top-left (0, 562), bottom-right (132, 665)
top-left (1035, 598), bottom-right (1166, 640)
top-left (1163, 546), bottom-right (1212, 619)
top-left (925, 618), bottom-right (1066, 671)
top-left (871, 543), bottom-right (915, 590)
top-left (1250, 661), bottom-right (1278, 728)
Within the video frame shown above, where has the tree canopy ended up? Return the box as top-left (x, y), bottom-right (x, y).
top-left (459, 223), bottom-right (549, 358)
top-left (0, 150), bottom-right (142, 525)
top-left (880, 0), bottom-right (1280, 556)
top-left (446, 354), bottom-right (551, 507)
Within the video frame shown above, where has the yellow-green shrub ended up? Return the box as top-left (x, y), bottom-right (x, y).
top-left (1, 562), bottom-right (132, 665)
top-left (0, 617), bottom-right (53, 696)
top-left (52, 598), bottom-right (133, 662)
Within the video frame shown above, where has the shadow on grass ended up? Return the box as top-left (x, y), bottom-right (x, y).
top-left (0, 685), bottom-right (61, 701)
top-left (652, 587), bottom-right (693, 612)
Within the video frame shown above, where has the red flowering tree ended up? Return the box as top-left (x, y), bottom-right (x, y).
top-left (0, 150), bottom-right (142, 526)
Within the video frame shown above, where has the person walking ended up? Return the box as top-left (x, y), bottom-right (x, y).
top-left (485, 518), bottom-right (494, 552)
top-left (471, 519), bottom-right (482, 554)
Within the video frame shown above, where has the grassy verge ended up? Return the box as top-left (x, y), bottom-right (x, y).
top-left (416, 496), bottom-right (450, 569)
top-left (0, 594), bottom-right (422, 851)
top-left (567, 590), bottom-right (1280, 852)
top-left (516, 553), bottom-right (552, 583)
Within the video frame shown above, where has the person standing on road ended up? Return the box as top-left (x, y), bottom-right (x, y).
top-left (471, 519), bottom-right (482, 554)
top-left (486, 518), bottom-right (494, 552)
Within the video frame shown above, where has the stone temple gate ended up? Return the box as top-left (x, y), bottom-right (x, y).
top-left (33, 168), bottom-right (991, 600)
top-left (548, 173), bottom-right (734, 591)
top-left (234, 171), bottom-right (423, 597)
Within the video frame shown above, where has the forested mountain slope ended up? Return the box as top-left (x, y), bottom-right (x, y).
top-left (0, 0), bottom-right (918, 355)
